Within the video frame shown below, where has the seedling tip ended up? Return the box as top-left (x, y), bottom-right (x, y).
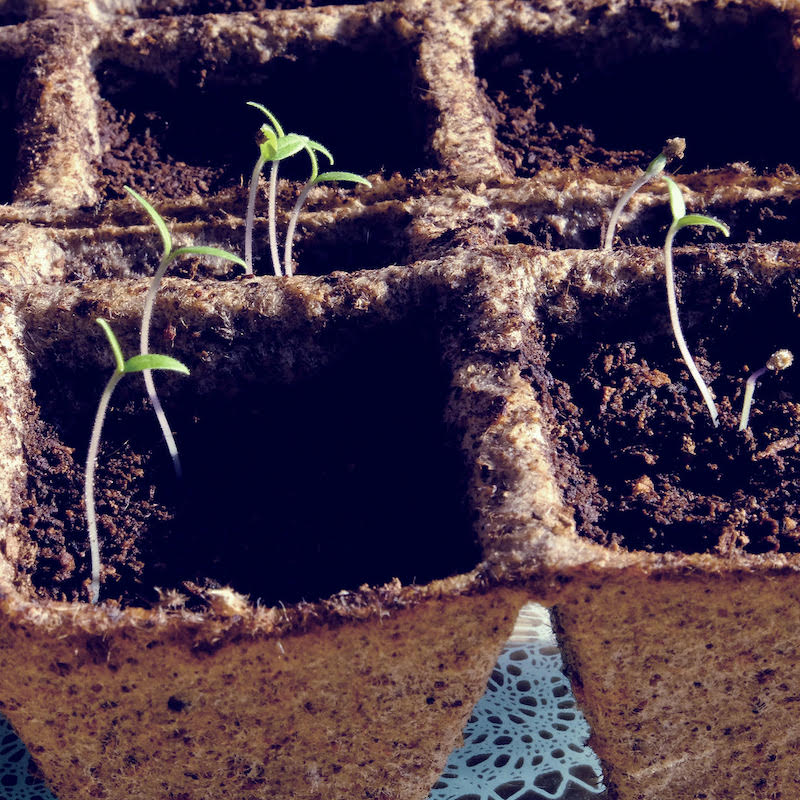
top-left (738, 349), bottom-right (794, 431)
top-left (603, 137), bottom-right (686, 250)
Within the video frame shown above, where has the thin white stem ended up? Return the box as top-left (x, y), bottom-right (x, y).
top-left (739, 368), bottom-right (767, 431)
top-left (141, 252), bottom-right (182, 478)
top-left (603, 172), bottom-right (654, 250)
top-left (268, 160), bottom-right (282, 277)
top-left (245, 154), bottom-right (266, 275)
top-left (85, 370), bottom-right (123, 604)
top-left (284, 181), bottom-right (314, 277)
top-left (664, 223), bottom-right (719, 426)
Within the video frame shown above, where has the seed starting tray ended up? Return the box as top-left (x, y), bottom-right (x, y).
top-left (1, 0), bottom-right (800, 799)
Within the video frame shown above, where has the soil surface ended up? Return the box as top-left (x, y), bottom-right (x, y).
top-left (95, 35), bottom-right (434, 202)
top-left (478, 10), bottom-right (800, 177)
top-left (15, 316), bottom-right (480, 607)
top-left (542, 262), bottom-right (800, 555)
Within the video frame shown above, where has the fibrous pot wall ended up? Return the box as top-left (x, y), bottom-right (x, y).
top-left (1, 0), bottom-right (800, 799)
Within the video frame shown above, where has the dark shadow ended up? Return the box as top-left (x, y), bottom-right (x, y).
top-left (0, 59), bottom-right (24, 204)
top-left (22, 312), bottom-right (480, 607)
top-left (477, 7), bottom-right (800, 174)
top-left (95, 32), bottom-right (436, 200)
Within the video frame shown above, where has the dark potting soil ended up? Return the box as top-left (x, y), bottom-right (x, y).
top-left (95, 33), bottom-right (435, 202)
top-left (17, 316), bottom-right (480, 607)
top-left (477, 8), bottom-right (800, 177)
top-left (541, 263), bottom-right (800, 556)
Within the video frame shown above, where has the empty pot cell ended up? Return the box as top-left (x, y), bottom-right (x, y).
top-left (541, 256), bottom-right (800, 556)
top-left (0, 58), bottom-right (23, 204)
top-left (95, 31), bottom-right (436, 201)
top-left (477, 6), bottom-right (800, 177)
top-left (289, 205), bottom-right (413, 276)
top-left (16, 290), bottom-right (480, 607)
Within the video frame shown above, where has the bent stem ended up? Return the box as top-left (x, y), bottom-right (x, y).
top-left (738, 367), bottom-right (767, 432)
top-left (739, 349), bottom-right (794, 431)
top-left (603, 138), bottom-right (685, 250)
top-left (140, 251), bottom-right (182, 475)
top-left (284, 182), bottom-right (314, 277)
top-left (663, 222), bottom-right (719, 426)
top-left (284, 170), bottom-right (370, 277)
top-left (662, 176), bottom-right (729, 427)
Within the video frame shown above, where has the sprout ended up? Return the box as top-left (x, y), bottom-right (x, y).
top-left (244, 102), bottom-right (311, 276)
top-left (662, 176), bottom-right (729, 426)
top-left (603, 138), bottom-right (685, 250)
top-left (125, 186), bottom-right (245, 477)
top-left (283, 148), bottom-right (371, 276)
top-left (85, 319), bottom-right (190, 604)
top-left (738, 349), bottom-right (794, 431)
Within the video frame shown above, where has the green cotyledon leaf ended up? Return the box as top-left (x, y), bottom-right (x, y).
top-left (123, 353), bottom-right (190, 375)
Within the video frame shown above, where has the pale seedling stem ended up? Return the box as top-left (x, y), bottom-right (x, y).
top-left (85, 319), bottom-right (189, 604)
top-left (604, 138), bottom-right (686, 250)
top-left (283, 140), bottom-right (370, 276)
top-left (125, 186), bottom-right (245, 476)
top-left (738, 349), bottom-right (794, 431)
top-left (662, 176), bottom-right (729, 427)
top-left (245, 153), bottom-right (266, 274)
top-left (268, 159), bottom-right (281, 276)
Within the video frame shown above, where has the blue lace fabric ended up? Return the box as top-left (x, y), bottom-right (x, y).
top-left (429, 603), bottom-right (605, 800)
top-left (0, 604), bottom-right (603, 800)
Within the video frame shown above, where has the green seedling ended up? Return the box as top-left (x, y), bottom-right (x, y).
top-left (663, 176), bottom-right (729, 426)
top-left (739, 349), bottom-right (794, 431)
top-left (125, 186), bottom-right (245, 477)
top-left (85, 319), bottom-right (189, 604)
top-left (245, 102), bottom-right (314, 276)
top-left (603, 138), bottom-right (686, 250)
top-left (283, 145), bottom-right (371, 276)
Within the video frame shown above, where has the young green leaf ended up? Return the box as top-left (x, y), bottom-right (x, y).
top-left (304, 139), bottom-right (334, 183)
top-left (673, 214), bottom-right (730, 237)
top-left (124, 353), bottom-right (191, 375)
top-left (271, 133), bottom-right (311, 162)
top-left (664, 176), bottom-right (687, 221)
top-left (124, 186), bottom-right (172, 257)
top-left (316, 171), bottom-right (372, 186)
top-left (247, 101), bottom-right (285, 138)
top-left (172, 245), bottom-right (247, 269)
top-left (96, 318), bottom-right (125, 374)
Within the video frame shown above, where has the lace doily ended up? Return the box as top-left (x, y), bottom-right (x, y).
top-left (429, 603), bottom-right (605, 800)
top-left (0, 717), bottom-right (56, 800)
top-left (0, 604), bottom-right (603, 800)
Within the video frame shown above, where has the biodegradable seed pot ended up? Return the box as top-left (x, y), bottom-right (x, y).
top-left (1, 0), bottom-right (800, 799)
